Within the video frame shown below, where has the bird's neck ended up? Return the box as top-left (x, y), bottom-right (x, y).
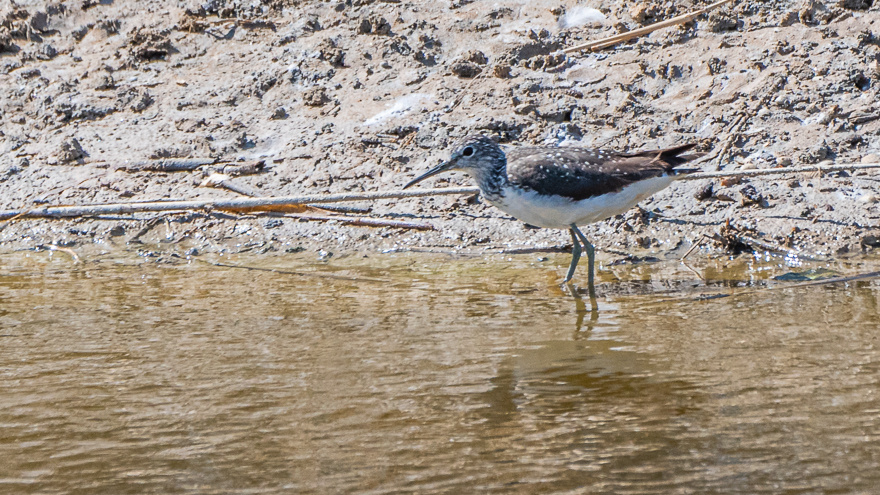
top-left (470, 157), bottom-right (508, 199)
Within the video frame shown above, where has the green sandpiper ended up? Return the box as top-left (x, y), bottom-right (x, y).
top-left (403, 134), bottom-right (701, 295)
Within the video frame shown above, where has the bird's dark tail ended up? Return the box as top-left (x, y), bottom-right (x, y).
top-left (654, 143), bottom-right (705, 174)
top-left (622, 143), bottom-right (705, 175)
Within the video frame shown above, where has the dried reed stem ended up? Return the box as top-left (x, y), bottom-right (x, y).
top-left (563, 0), bottom-right (735, 54)
top-left (2, 162), bottom-right (879, 222)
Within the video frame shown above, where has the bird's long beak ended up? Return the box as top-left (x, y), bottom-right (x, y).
top-left (402, 160), bottom-right (457, 189)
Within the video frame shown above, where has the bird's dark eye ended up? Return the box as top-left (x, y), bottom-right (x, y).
top-left (462, 146), bottom-right (474, 157)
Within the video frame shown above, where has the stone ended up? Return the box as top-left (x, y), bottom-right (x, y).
top-left (450, 61), bottom-right (481, 78)
top-left (303, 87), bottom-right (329, 106)
top-left (56, 139), bottom-right (86, 164)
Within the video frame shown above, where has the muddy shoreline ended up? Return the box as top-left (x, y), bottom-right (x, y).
top-left (2, 0), bottom-right (880, 266)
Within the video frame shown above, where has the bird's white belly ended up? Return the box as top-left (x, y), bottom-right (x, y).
top-left (488, 176), bottom-right (675, 229)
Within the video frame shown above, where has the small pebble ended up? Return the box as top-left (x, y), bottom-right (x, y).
top-left (740, 184), bottom-right (764, 207)
top-left (264, 218), bottom-right (284, 229)
top-left (861, 235), bottom-right (880, 248)
top-left (450, 61), bottom-right (481, 78)
top-left (270, 107), bottom-right (288, 120)
top-left (859, 194), bottom-right (878, 204)
top-left (694, 183), bottom-right (714, 201)
top-left (4, 163), bottom-right (22, 176)
top-left (493, 65), bottom-right (511, 78)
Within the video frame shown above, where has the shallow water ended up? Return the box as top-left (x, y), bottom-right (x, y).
top-left (2, 251), bottom-right (880, 493)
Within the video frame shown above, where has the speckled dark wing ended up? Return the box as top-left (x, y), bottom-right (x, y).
top-left (506, 144), bottom-right (699, 201)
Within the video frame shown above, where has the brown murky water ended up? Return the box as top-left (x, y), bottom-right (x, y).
top-left (2, 250), bottom-right (880, 493)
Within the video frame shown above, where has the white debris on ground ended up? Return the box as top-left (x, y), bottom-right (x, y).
top-left (558, 6), bottom-right (607, 29)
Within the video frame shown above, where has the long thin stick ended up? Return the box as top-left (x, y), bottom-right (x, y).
top-left (680, 234), bottom-right (708, 260)
top-left (0, 187), bottom-right (480, 220)
top-left (680, 162), bottom-right (880, 180)
top-left (1, 162), bottom-right (878, 221)
top-left (563, 0), bottom-right (735, 54)
top-left (114, 158), bottom-right (215, 172)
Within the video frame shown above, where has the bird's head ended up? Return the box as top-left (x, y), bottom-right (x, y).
top-left (403, 135), bottom-right (505, 189)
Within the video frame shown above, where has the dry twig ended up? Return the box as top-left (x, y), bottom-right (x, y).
top-left (682, 162), bottom-right (880, 180)
top-left (200, 173), bottom-right (262, 197)
top-left (680, 235), bottom-right (709, 260)
top-left (0, 187), bottom-right (479, 220)
top-left (36, 244), bottom-right (81, 263)
top-left (563, 0), bottom-right (735, 54)
top-left (2, 163), bottom-right (879, 222)
top-left (114, 158), bottom-right (215, 172)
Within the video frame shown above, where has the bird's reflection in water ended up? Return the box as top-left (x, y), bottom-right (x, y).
top-left (468, 294), bottom-right (702, 490)
top-left (570, 285), bottom-right (599, 335)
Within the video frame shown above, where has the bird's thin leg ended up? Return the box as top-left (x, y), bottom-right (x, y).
top-left (563, 228), bottom-right (582, 284)
top-left (571, 225), bottom-right (597, 300)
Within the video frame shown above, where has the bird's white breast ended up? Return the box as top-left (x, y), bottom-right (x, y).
top-left (487, 176), bottom-right (675, 229)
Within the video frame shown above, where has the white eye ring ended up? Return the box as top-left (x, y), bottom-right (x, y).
top-left (462, 146), bottom-right (474, 157)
